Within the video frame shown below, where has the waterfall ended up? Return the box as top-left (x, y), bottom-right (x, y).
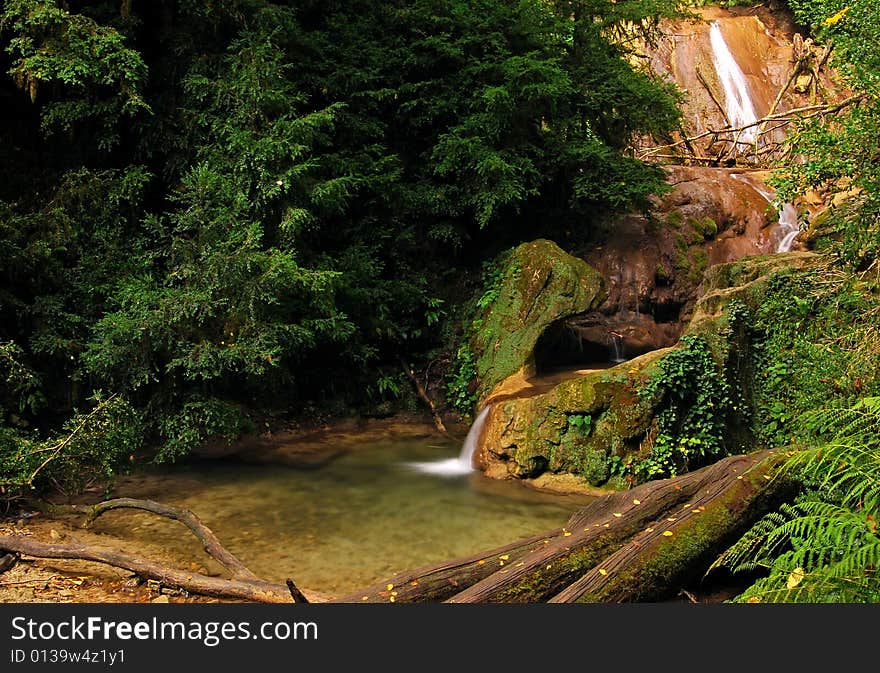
top-left (775, 202), bottom-right (800, 252)
top-left (709, 21), bottom-right (758, 145)
top-left (609, 332), bottom-right (626, 364)
top-left (732, 173), bottom-right (800, 252)
top-left (406, 405), bottom-right (492, 476)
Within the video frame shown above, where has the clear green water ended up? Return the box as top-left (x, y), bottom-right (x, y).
top-left (99, 436), bottom-right (591, 596)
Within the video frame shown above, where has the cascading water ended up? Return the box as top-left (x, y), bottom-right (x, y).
top-left (609, 332), bottom-right (626, 364)
top-left (731, 173), bottom-right (800, 252)
top-left (406, 405), bottom-right (493, 476)
top-left (709, 21), bottom-right (758, 146)
top-left (774, 202), bottom-right (800, 252)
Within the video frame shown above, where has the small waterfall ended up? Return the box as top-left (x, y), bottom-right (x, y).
top-left (775, 202), bottom-right (800, 252)
top-left (709, 21), bottom-right (758, 145)
top-left (609, 332), bottom-right (626, 364)
top-left (733, 173), bottom-right (800, 252)
top-left (406, 405), bottom-right (492, 476)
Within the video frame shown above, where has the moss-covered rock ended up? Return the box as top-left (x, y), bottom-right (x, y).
top-left (473, 239), bottom-right (606, 403)
top-left (477, 252), bottom-right (824, 488)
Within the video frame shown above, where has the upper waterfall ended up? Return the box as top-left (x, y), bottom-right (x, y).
top-left (709, 21), bottom-right (759, 146)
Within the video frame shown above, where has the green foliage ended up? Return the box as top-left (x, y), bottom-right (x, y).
top-left (446, 344), bottom-right (478, 414)
top-left (749, 266), bottom-right (880, 448)
top-left (718, 397), bottom-right (880, 603)
top-left (635, 335), bottom-right (732, 479)
top-left (156, 396), bottom-right (252, 463)
top-left (567, 413), bottom-right (593, 433)
top-left (773, 0), bottom-right (880, 267)
top-left (0, 394), bottom-right (142, 497)
top-left (1, 0), bottom-right (149, 148)
top-left (0, 0), bottom-right (686, 495)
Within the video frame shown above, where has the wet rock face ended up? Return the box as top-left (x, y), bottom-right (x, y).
top-left (569, 165), bottom-right (779, 362)
top-left (472, 239), bottom-right (607, 404)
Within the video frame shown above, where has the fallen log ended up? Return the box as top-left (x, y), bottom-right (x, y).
top-left (549, 453), bottom-right (790, 602)
top-left (0, 536), bottom-right (293, 602)
top-left (333, 528), bottom-right (565, 603)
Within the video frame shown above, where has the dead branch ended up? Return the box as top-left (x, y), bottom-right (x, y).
top-left (81, 498), bottom-right (260, 581)
top-left (0, 553), bottom-right (17, 574)
top-left (25, 395), bottom-right (118, 486)
top-left (0, 535), bottom-right (294, 603)
top-left (400, 357), bottom-right (448, 434)
top-left (286, 578), bottom-right (310, 603)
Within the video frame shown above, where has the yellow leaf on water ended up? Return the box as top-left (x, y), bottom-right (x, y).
top-left (632, 499), bottom-right (641, 505)
top-left (386, 584), bottom-right (394, 591)
top-left (786, 567), bottom-right (806, 589)
top-left (662, 531), bottom-right (674, 537)
top-left (598, 569), bottom-right (608, 576)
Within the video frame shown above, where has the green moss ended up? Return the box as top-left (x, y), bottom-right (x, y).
top-left (471, 239), bottom-right (606, 401)
top-left (492, 533), bottom-right (623, 602)
top-left (666, 211), bottom-right (684, 230)
top-left (655, 263), bottom-right (672, 284)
